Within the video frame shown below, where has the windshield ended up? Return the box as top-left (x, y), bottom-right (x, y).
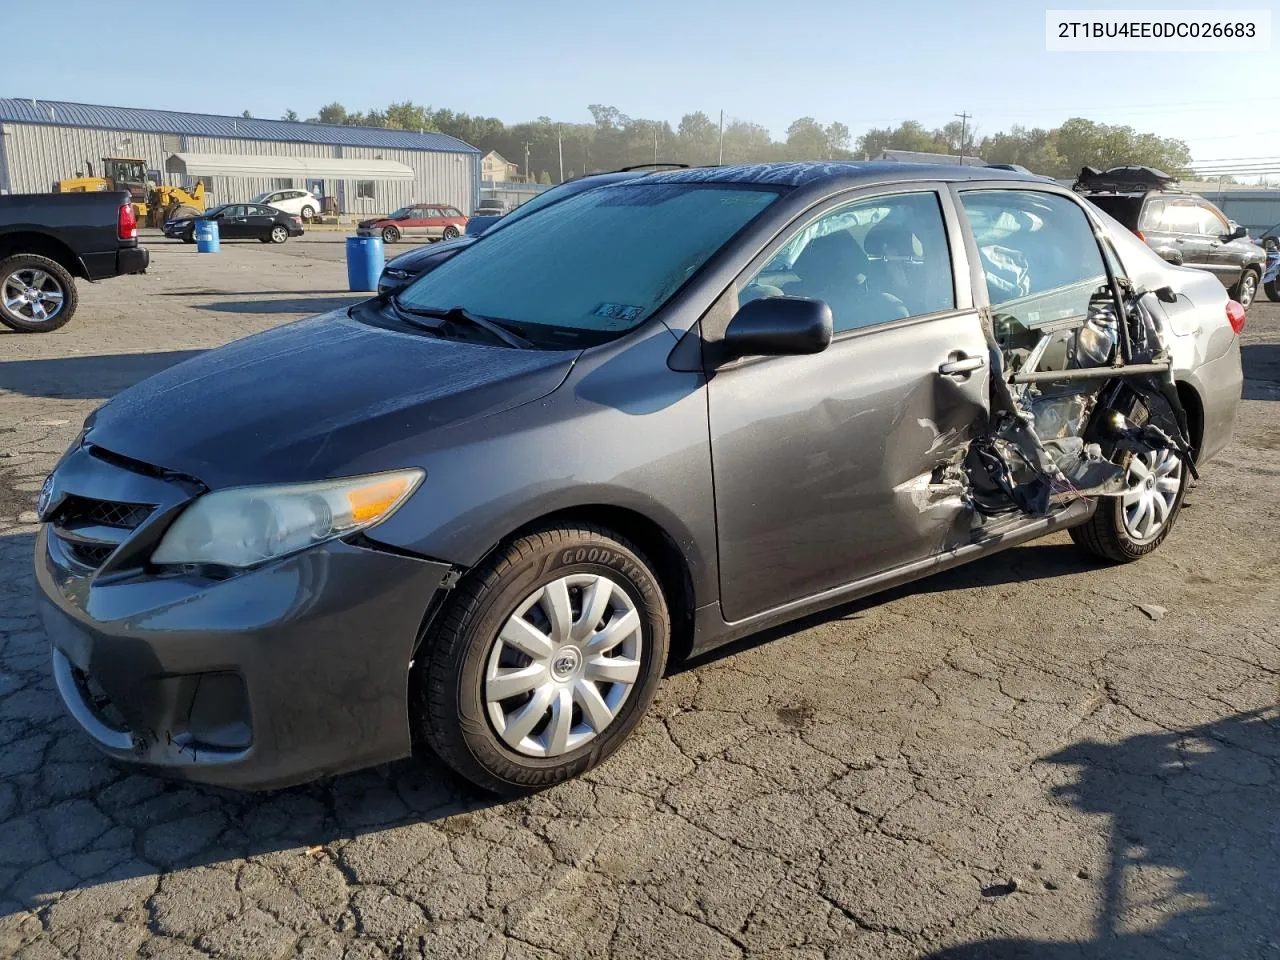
top-left (387, 207), bottom-right (413, 219)
top-left (201, 205), bottom-right (227, 219)
top-left (486, 179), bottom-right (602, 233)
top-left (251, 192), bottom-right (270, 203)
top-left (397, 183), bottom-right (780, 341)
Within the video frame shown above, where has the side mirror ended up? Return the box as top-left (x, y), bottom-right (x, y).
top-left (720, 296), bottom-right (833, 360)
top-left (1226, 225), bottom-right (1247, 241)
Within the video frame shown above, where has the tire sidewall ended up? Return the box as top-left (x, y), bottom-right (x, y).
top-left (1105, 452), bottom-right (1189, 560)
top-left (0, 255), bottom-right (77, 333)
top-left (270, 226), bottom-right (288, 244)
top-left (1237, 269), bottom-right (1258, 308)
top-left (301, 206), bottom-right (316, 221)
top-left (443, 226), bottom-right (460, 240)
top-left (429, 534), bottom-right (669, 792)
top-left (383, 227), bottom-right (399, 243)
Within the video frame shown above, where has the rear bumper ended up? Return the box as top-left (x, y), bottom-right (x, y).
top-left (118, 245), bottom-right (149, 275)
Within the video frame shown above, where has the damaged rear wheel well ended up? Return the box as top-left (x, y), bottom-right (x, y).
top-left (1176, 381), bottom-right (1204, 461)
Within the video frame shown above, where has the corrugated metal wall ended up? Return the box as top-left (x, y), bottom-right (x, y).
top-left (0, 122), bottom-right (476, 214)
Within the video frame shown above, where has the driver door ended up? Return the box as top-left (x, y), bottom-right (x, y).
top-left (217, 205), bottom-right (248, 239)
top-left (707, 187), bottom-right (989, 622)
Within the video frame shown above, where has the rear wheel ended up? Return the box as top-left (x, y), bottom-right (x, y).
top-left (442, 225), bottom-right (460, 240)
top-left (0, 255), bottom-right (78, 333)
top-left (182, 227), bottom-right (195, 244)
top-left (382, 226), bottom-right (400, 243)
top-left (1229, 268), bottom-right (1259, 309)
top-left (414, 524), bottom-right (670, 795)
top-left (1071, 443), bottom-right (1187, 563)
top-left (269, 225), bottom-right (289, 244)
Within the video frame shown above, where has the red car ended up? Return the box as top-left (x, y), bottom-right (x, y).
top-left (357, 203), bottom-right (468, 244)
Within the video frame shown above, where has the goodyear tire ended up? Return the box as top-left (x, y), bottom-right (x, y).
top-left (414, 524), bottom-right (670, 795)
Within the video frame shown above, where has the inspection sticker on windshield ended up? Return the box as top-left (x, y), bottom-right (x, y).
top-left (592, 302), bottom-right (644, 325)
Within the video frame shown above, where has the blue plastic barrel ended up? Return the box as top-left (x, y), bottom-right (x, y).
top-left (346, 236), bottom-right (385, 292)
top-left (195, 219), bottom-right (219, 253)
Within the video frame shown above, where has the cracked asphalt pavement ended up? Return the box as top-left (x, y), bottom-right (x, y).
top-left (1, 234), bottom-right (1278, 959)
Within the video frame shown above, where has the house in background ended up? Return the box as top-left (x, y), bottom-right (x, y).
top-left (481, 150), bottom-right (519, 182)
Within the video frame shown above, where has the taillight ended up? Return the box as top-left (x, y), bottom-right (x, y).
top-left (1226, 300), bottom-right (1247, 335)
top-left (291, 215), bottom-right (302, 225)
top-left (1134, 229), bottom-right (1146, 242)
top-left (117, 202), bottom-right (137, 240)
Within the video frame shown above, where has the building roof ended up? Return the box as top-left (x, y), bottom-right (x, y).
top-left (0, 98), bottom-right (480, 154)
top-left (482, 150), bottom-right (510, 164)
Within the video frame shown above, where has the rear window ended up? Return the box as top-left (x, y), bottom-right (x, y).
top-left (1084, 195), bottom-right (1143, 230)
top-left (399, 183), bottom-right (781, 342)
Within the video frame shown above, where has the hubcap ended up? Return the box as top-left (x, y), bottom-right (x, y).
top-left (484, 573), bottom-right (642, 758)
top-left (2, 269), bottom-right (64, 322)
top-left (1121, 448), bottom-right (1182, 543)
top-left (1240, 273), bottom-right (1256, 307)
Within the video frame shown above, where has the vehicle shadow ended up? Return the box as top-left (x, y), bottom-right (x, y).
top-left (0, 351), bottom-right (205, 400)
top-left (0, 531), bottom-right (497, 919)
top-left (195, 297), bottom-right (369, 315)
top-left (679, 539), bottom-right (1093, 674)
top-left (1241, 343), bottom-right (1280, 401)
top-left (925, 707), bottom-right (1280, 959)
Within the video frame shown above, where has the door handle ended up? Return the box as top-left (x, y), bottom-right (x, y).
top-left (1174, 238), bottom-right (1186, 243)
top-left (939, 355), bottom-right (985, 377)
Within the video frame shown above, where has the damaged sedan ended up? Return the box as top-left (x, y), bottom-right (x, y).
top-left (34, 163), bottom-right (1243, 794)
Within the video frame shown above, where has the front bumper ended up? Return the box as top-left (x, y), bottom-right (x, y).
top-left (34, 446), bottom-right (451, 790)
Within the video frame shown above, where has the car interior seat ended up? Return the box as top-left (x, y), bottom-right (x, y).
top-left (788, 231), bottom-right (909, 331)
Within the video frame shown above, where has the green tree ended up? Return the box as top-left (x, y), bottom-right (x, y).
top-left (282, 109), bottom-right (299, 122)
top-left (1052, 118), bottom-right (1190, 177)
top-left (538, 170), bottom-right (552, 184)
top-left (676, 111), bottom-right (718, 164)
top-left (855, 120), bottom-right (946, 158)
top-left (825, 122), bottom-right (851, 155)
top-left (785, 117), bottom-right (830, 159)
top-left (240, 110), bottom-right (253, 119)
top-left (313, 103), bottom-right (348, 125)
top-left (384, 101), bottom-right (436, 131)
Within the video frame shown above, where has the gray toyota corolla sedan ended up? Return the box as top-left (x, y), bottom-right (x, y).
top-left (35, 162), bottom-right (1243, 795)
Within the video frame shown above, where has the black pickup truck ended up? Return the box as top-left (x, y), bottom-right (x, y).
top-left (0, 191), bottom-right (149, 332)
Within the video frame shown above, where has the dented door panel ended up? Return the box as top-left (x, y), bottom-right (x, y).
top-left (709, 311), bottom-right (989, 622)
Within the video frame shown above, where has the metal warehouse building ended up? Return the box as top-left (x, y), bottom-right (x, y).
top-left (0, 99), bottom-right (480, 216)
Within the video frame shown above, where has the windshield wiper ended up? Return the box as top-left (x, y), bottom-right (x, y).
top-left (390, 298), bottom-right (533, 349)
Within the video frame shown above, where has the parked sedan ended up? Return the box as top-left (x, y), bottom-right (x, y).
top-left (357, 203), bottom-right (468, 243)
top-left (36, 163), bottom-right (1241, 795)
top-left (163, 203), bottom-right (304, 244)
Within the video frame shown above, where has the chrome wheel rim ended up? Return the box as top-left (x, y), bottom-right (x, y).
top-left (1239, 272), bottom-right (1257, 308)
top-left (485, 573), bottom-right (643, 758)
top-left (2, 269), bottom-right (65, 323)
top-left (271, 226), bottom-right (287, 242)
top-left (1121, 448), bottom-right (1182, 543)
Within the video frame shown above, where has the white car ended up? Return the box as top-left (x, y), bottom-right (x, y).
top-left (252, 189), bottom-right (321, 221)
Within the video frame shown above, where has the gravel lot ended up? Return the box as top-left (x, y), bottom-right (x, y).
top-left (1, 233), bottom-right (1278, 960)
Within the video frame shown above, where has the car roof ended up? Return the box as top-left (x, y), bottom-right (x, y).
top-left (641, 160), bottom-right (1037, 189)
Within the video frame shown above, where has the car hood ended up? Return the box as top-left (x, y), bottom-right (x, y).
top-left (385, 236), bottom-right (477, 272)
top-left (358, 218), bottom-right (392, 228)
top-left (84, 310), bottom-right (578, 488)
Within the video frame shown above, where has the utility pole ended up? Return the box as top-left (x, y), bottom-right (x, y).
top-left (718, 109), bottom-right (725, 165)
top-left (557, 125), bottom-right (564, 183)
top-left (522, 140), bottom-right (531, 181)
top-left (955, 111), bottom-right (971, 164)
top-left (654, 123), bottom-right (659, 163)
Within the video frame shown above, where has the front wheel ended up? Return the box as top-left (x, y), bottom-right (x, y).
top-left (1265, 278), bottom-right (1280, 302)
top-left (414, 524), bottom-right (670, 795)
top-left (382, 226), bottom-right (400, 243)
top-left (1229, 268), bottom-right (1259, 309)
top-left (0, 254), bottom-right (78, 332)
top-left (300, 205), bottom-right (316, 221)
top-left (269, 225), bottom-right (289, 244)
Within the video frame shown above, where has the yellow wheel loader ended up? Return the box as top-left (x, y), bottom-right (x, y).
top-left (54, 157), bottom-right (205, 226)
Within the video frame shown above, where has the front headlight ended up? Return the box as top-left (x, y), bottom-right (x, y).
top-left (151, 469), bottom-right (424, 569)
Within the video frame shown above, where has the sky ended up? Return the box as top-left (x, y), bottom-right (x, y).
top-left (16, 0), bottom-right (1280, 172)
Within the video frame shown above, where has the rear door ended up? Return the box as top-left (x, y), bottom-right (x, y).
top-left (422, 205), bottom-right (449, 238)
top-left (246, 204), bottom-right (279, 238)
top-left (1190, 200), bottom-right (1241, 286)
top-left (707, 185), bottom-right (989, 622)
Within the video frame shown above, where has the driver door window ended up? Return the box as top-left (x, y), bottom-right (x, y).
top-left (738, 192), bottom-right (954, 333)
